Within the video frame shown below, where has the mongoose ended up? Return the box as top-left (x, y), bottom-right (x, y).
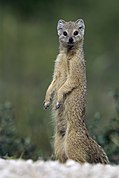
top-left (44, 19), bottom-right (109, 164)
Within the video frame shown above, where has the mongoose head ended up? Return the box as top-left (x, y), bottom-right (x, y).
top-left (57, 19), bottom-right (85, 48)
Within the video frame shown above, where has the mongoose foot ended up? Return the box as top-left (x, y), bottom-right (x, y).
top-left (56, 102), bottom-right (61, 109)
top-left (43, 101), bottom-right (50, 109)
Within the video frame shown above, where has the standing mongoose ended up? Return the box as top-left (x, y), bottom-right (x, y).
top-left (44, 19), bottom-right (109, 164)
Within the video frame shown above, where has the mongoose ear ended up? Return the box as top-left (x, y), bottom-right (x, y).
top-left (75, 19), bottom-right (85, 30)
top-left (57, 19), bottom-right (65, 30)
top-left (57, 19), bottom-right (65, 35)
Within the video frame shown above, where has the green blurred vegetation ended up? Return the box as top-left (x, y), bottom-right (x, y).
top-left (89, 89), bottom-right (119, 164)
top-left (0, 102), bottom-right (40, 160)
top-left (0, 0), bottom-right (119, 163)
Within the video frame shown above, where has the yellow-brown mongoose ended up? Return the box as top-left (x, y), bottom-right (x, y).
top-left (44, 19), bottom-right (109, 164)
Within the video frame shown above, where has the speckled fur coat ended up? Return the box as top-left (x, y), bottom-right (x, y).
top-left (44, 19), bottom-right (109, 164)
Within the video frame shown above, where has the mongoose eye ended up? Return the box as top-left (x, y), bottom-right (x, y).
top-left (74, 31), bottom-right (79, 36)
top-left (63, 31), bottom-right (68, 36)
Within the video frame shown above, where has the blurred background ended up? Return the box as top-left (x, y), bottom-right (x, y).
top-left (0, 0), bottom-right (119, 163)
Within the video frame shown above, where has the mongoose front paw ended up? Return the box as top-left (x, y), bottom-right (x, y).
top-left (43, 101), bottom-right (50, 109)
top-left (56, 102), bottom-right (61, 109)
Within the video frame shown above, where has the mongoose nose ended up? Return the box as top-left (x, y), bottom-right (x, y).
top-left (69, 37), bottom-right (73, 43)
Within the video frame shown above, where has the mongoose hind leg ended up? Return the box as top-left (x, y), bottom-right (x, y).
top-left (54, 132), bottom-right (68, 163)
